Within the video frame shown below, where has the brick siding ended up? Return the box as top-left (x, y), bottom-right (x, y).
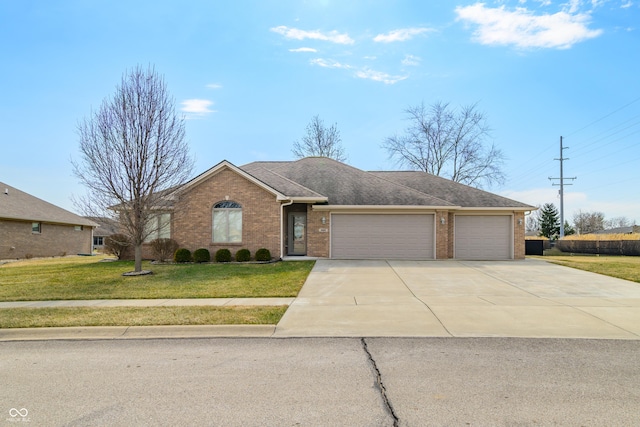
top-left (169, 168), bottom-right (281, 260)
top-left (307, 207), bottom-right (329, 257)
top-left (0, 219), bottom-right (93, 259)
top-left (435, 210), bottom-right (449, 259)
top-left (513, 211), bottom-right (525, 259)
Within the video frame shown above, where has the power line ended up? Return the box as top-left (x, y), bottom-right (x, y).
top-left (569, 115), bottom-right (640, 157)
top-left (571, 129), bottom-right (640, 161)
top-left (565, 95), bottom-right (640, 138)
top-left (577, 154), bottom-right (640, 178)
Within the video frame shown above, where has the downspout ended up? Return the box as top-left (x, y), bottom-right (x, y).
top-left (280, 200), bottom-right (294, 259)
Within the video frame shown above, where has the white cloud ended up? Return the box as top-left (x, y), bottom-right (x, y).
top-left (455, 3), bottom-right (603, 49)
top-left (181, 99), bottom-right (216, 116)
top-left (355, 68), bottom-right (408, 85)
top-left (206, 83), bottom-right (222, 89)
top-left (270, 26), bottom-right (354, 44)
top-left (401, 54), bottom-right (421, 66)
top-left (289, 47), bottom-right (318, 53)
top-left (373, 27), bottom-right (434, 42)
top-left (309, 58), bottom-right (352, 69)
top-left (621, 1), bottom-right (633, 8)
top-left (309, 58), bottom-right (406, 84)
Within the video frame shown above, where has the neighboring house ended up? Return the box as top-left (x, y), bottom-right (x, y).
top-left (137, 157), bottom-right (534, 260)
top-left (86, 217), bottom-right (119, 251)
top-left (0, 182), bottom-right (97, 259)
top-left (593, 226), bottom-right (640, 235)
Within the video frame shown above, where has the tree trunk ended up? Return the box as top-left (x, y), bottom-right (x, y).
top-left (134, 244), bottom-right (143, 272)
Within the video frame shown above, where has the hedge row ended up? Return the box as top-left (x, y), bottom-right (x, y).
top-left (173, 247), bottom-right (272, 263)
top-left (104, 235), bottom-right (274, 262)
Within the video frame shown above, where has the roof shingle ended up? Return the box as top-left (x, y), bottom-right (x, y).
top-left (0, 182), bottom-right (97, 226)
top-left (242, 157), bottom-right (456, 206)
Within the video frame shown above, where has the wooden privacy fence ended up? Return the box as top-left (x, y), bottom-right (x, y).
top-left (556, 240), bottom-right (640, 256)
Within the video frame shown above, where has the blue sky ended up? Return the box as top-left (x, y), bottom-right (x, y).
top-left (1, 0), bottom-right (639, 224)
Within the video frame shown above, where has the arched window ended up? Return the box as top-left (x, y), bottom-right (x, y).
top-left (212, 201), bottom-right (242, 243)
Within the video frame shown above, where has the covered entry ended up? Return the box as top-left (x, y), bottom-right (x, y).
top-left (454, 215), bottom-right (512, 260)
top-left (331, 213), bottom-right (434, 259)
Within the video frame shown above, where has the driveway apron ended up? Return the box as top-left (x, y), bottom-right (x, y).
top-left (274, 259), bottom-right (640, 339)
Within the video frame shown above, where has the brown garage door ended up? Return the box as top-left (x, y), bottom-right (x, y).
top-left (331, 214), bottom-right (434, 259)
top-left (454, 215), bottom-right (512, 260)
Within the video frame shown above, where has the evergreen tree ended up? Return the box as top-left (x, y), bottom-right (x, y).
top-left (563, 221), bottom-right (575, 236)
top-left (539, 203), bottom-right (560, 238)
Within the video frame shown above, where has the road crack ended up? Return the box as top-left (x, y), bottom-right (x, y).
top-left (361, 338), bottom-right (399, 427)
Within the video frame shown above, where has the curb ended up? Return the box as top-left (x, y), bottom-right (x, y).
top-left (0, 325), bottom-right (277, 341)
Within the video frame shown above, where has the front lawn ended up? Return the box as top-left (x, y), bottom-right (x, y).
top-left (537, 255), bottom-right (640, 283)
top-left (0, 256), bottom-right (315, 301)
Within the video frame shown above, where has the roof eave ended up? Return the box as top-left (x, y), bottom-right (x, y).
top-left (0, 215), bottom-right (98, 227)
top-left (312, 205), bottom-right (461, 211)
top-left (278, 196), bottom-right (329, 203)
top-left (456, 206), bottom-right (536, 212)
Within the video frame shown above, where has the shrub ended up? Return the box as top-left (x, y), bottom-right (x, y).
top-left (104, 234), bottom-right (131, 259)
top-left (193, 248), bottom-right (211, 263)
top-left (235, 248), bottom-right (251, 262)
top-left (174, 248), bottom-right (192, 263)
top-left (215, 248), bottom-right (232, 263)
top-left (150, 238), bottom-right (179, 262)
top-left (255, 248), bottom-right (271, 262)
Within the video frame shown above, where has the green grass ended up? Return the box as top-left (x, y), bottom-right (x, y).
top-left (0, 256), bottom-right (315, 301)
top-left (537, 255), bottom-right (640, 283)
top-left (0, 306), bottom-right (288, 328)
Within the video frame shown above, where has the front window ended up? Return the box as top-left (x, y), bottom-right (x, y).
top-left (213, 201), bottom-right (242, 243)
top-left (32, 222), bottom-right (41, 233)
top-left (144, 213), bottom-right (171, 242)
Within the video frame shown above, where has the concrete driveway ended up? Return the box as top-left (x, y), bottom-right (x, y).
top-left (274, 259), bottom-right (640, 339)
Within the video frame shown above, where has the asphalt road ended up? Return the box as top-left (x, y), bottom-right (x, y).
top-left (1, 338), bottom-right (639, 426)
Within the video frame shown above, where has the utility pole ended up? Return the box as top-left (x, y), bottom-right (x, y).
top-left (549, 136), bottom-right (577, 238)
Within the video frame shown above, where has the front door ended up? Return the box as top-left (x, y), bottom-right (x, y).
top-left (288, 212), bottom-right (307, 255)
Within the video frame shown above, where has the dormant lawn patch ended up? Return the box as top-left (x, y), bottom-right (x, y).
top-left (540, 255), bottom-right (640, 284)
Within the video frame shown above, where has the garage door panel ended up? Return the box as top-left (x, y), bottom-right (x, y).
top-left (455, 215), bottom-right (511, 260)
top-left (332, 214), bottom-right (434, 259)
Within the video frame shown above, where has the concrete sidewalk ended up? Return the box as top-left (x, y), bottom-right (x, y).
top-left (274, 259), bottom-right (640, 339)
top-left (0, 297), bottom-right (294, 308)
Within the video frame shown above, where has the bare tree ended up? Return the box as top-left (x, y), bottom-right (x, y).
top-left (382, 101), bottom-right (505, 188)
top-left (604, 216), bottom-right (634, 229)
top-left (73, 65), bottom-right (194, 272)
top-left (292, 115), bottom-right (347, 161)
top-left (573, 210), bottom-right (605, 235)
top-left (525, 205), bottom-right (542, 234)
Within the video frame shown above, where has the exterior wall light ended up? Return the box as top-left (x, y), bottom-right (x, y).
top-left (321, 216), bottom-right (326, 224)
top-left (440, 217), bottom-right (446, 225)
top-left (518, 218), bottom-right (523, 225)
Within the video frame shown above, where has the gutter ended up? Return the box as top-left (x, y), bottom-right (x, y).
top-left (312, 205), bottom-right (460, 211)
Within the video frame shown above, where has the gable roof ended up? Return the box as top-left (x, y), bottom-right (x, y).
top-left (174, 160), bottom-right (289, 200)
top-left (0, 182), bottom-right (98, 226)
top-left (242, 157), bottom-right (456, 207)
top-left (370, 171), bottom-right (534, 209)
